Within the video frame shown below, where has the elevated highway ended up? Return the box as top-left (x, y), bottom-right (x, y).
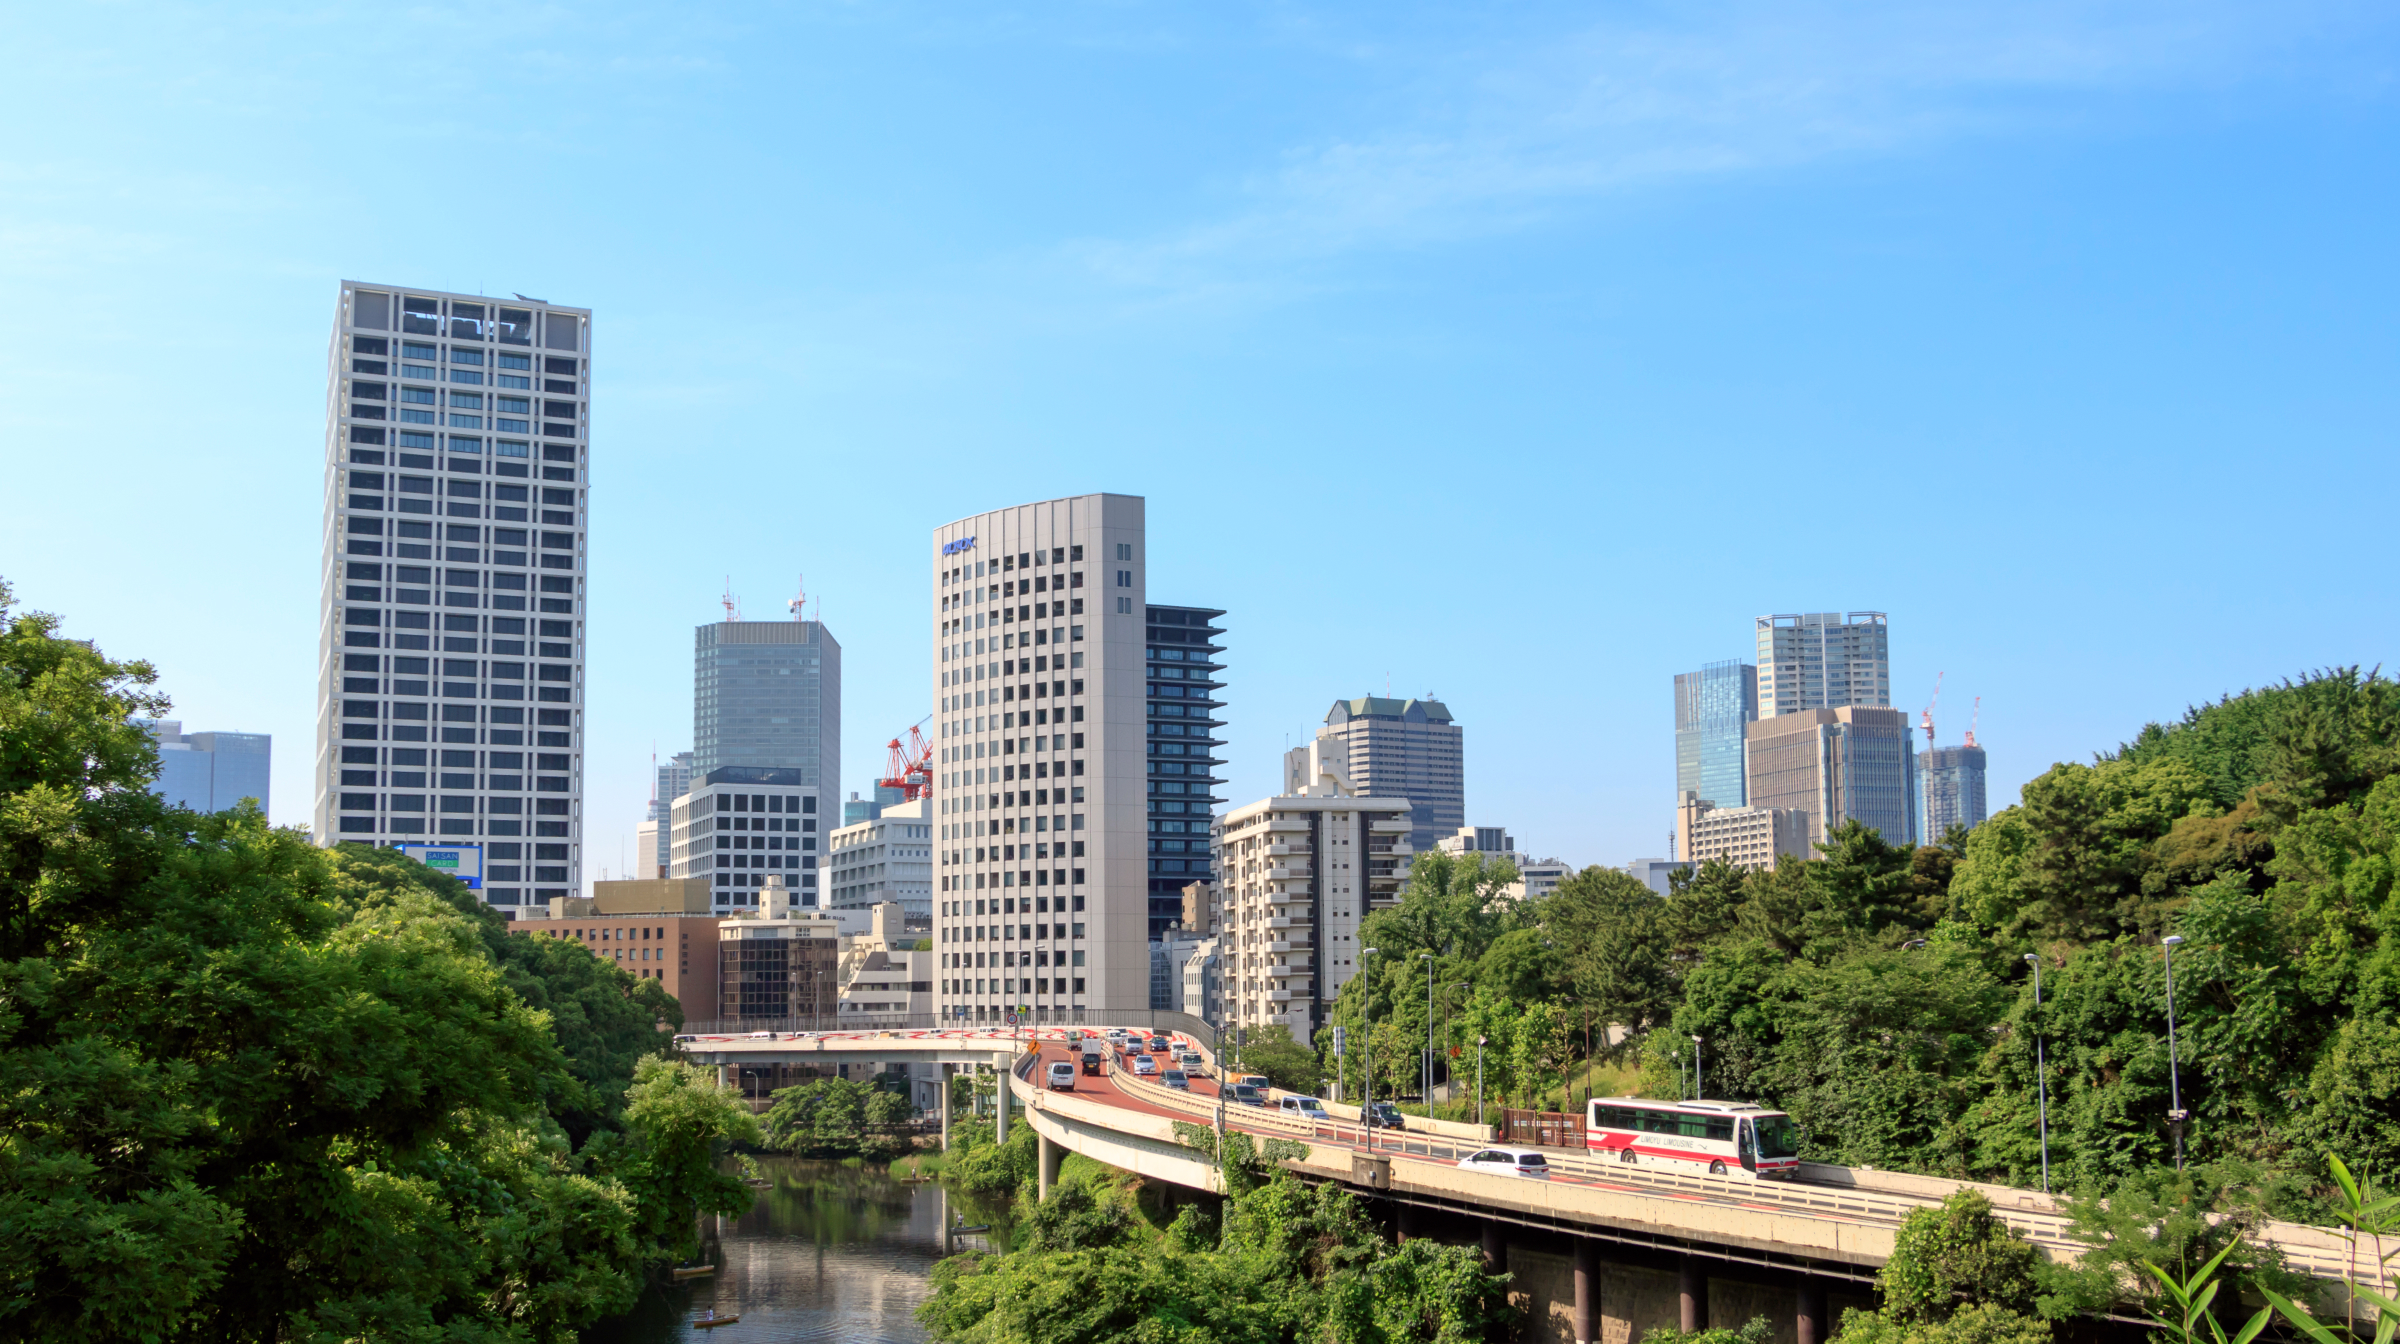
top-left (678, 1025), bottom-right (2370, 1344)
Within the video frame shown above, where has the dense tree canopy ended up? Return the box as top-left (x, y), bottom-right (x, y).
top-left (0, 581), bottom-right (754, 1340)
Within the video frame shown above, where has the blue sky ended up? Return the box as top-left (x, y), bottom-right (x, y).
top-left (4, 2), bottom-right (2394, 877)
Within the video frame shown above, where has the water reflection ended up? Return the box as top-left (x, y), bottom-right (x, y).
top-left (585, 1157), bottom-right (1008, 1344)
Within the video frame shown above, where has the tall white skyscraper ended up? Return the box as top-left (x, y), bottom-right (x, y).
top-left (316, 283), bottom-right (591, 915)
top-left (1755, 612), bottom-right (1891, 718)
top-left (929, 493), bottom-right (1144, 1022)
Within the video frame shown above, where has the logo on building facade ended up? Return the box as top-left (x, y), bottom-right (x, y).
top-left (943, 536), bottom-right (977, 556)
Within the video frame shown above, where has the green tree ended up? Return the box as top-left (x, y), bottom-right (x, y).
top-left (1233, 1023), bottom-right (1325, 1094)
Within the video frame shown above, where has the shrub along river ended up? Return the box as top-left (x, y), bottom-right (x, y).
top-left (583, 1156), bottom-right (1006, 1343)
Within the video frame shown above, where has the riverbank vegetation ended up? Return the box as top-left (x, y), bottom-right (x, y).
top-left (760, 1075), bottom-right (917, 1158)
top-left (1326, 667), bottom-right (2400, 1225)
top-left (0, 582), bottom-right (759, 1340)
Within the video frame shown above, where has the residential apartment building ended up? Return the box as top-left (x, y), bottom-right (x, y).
top-left (1674, 791), bottom-right (1812, 871)
top-left (140, 720), bottom-right (272, 817)
top-left (1145, 604), bottom-right (1225, 938)
top-left (1919, 743), bottom-right (1991, 840)
top-left (1675, 661), bottom-right (1757, 807)
top-left (530, 877), bottom-right (721, 1016)
top-left (1746, 707), bottom-right (1918, 847)
top-left (1755, 612), bottom-right (1891, 719)
top-left (1296, 697), bottom-right (1462, 857)
top-left (1216, 768), bottom-right (1412, 1038)
top-left (693, 619), bottom-right (840, 786)
top-left (316, 283), bottom-right (591, 914)
top-left (825, 795), bottom-right (934, 919)
top-left (668, 766), bottom-right (823, 910)
top-left (930, 494), bottom-right (1141, 1023)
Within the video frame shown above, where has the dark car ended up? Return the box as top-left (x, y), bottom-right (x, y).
top-left (1148, 1036), bottom-right (1171, 1053)
top-left (1367, 1102), bottom-right (1405, 1130)
top-left (1229, 1084), bottom-right (1268, 1107)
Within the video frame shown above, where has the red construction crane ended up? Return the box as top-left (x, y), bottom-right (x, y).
top-left (879, 717), bottom-right (934, 800)
top-left (1965, 697), bottom-right (1981, 749)
top-left (1921, 672), bottom-right (1944, 749)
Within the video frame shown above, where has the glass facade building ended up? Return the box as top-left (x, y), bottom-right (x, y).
top-left (1146, 605), bottom-right (1224, 940)
top-left (1673, 661), bottom-right (1757, 808)
top-left (1746, 707), bottom-right (1919, 848)
top-left (1918, 744), bottom-right (1990, 841)
top-left (693, 620), bottom-right (841, 786)
top-left (140, 720), bottom-right (272, 817)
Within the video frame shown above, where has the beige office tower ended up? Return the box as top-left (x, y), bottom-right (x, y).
top-left (930, 493), bottom-right (1143, 1023)
top-left (1755, 612), bottom-right (1890, 719)
top-left (316, 283), bottom-right (591, 915)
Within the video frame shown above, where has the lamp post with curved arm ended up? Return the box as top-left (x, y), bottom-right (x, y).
top-left (2024, 952), bottom-right (2051, 1193)
top-left (2163, 935), bottom-right (2188, 1170)
top-left (1421, 953), bottom-right (1436, 1107)
top-left (1361, 947), bottom-right (1380, 1143)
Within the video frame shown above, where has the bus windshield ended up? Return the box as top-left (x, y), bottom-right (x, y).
top-left (1752, 1115), bottom-right (1802, 1159)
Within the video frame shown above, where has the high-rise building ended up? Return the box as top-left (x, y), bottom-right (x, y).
top-left (638, 751), bottom-right (693, 875)
top-left (139, 720), bottom-right (272, 817)
top-left (668, 767), bottom-right (823, 910)
top-left (1145, 604), bottom-right (1225, 939)
top-left (930, 493), bottom-right (1142, 1023)
top-left (825, 795), bottom-right (934, 919)
top-left (1217, 769), bottom-right (1413, 1038)
top-left (1296, 697), bottom-right (1461, 857)
top-left (1755, 613), bottom-right (1891, 719)
top-left (692, 619), bottom-right (840, 784)
top-left (1674, 661), bottom-right (1757, 807)
top-left (1746, 707), bottom-right (1918, 847)
top-left (1918, 744), bottom-right (1990, 841)
top-left (316, 283), bottom-right (590, 915)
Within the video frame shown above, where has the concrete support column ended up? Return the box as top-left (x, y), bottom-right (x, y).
top-left (1680, 1257), bottom-right (1708, 1335)
top-left (940, 1064), bottom-right (953, 1151)
top-left (1037, 1132), bottom-right (1064, 1200)
top-left (1481, 1221), bottom-right (1508, 1274)
top-left (716, 1063), bottom-right (729, 1090)
top-left (1573, 1241), bottom-right (1599, 1344)
top-left (1394, 1203), bottom-right (1418, 1243)
top-left (994, 1052), bottom-right (1011, 1143)
top-left (1797, 1281), bottom-right (1827, 1344)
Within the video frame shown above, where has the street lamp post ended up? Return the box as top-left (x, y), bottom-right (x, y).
top-left (2024, 953), bottom-right (2051, 1194)
top-left (1361, 947), bottom-right (1380, 1145)
top-left (1477, 1034), bottom-right (1487, 1129)
top-left (1692, 1035), bottom-right (1705, 1100)
top-left (1421, 953), bottom-right (1436, 1108)
top-left (1448, 982), bottom-right (1470, 1109)
top-left (2162, 935), bottom-right (2188, 1170)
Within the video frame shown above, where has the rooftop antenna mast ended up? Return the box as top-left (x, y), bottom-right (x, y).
top-left (1965, 697), bottom-right (1981, 749)
top-left (788, 575), bottom-right (807, 621)
top-left (720, 578), bottom-right (740, 623)
top-left (1921, 671), bottom-right (1944, 749)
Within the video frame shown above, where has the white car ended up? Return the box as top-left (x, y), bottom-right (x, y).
top-left (1279, 1096), bottom-right (1331, 1120)
top-left (1131, 1054), bottom-right (1158, 1076)
top-left (1458, 1147), bottom-right (1552, 1179)
top-left (1046, 1061), bottom-right (1077, 1091)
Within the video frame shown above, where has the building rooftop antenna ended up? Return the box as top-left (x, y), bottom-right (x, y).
top-left (788, 574), bottom-right (806, 621)
top-left (720, 578), bottom-right (739, 623)
top-left (1921, 671), bottom-right (1944, 749)
top-left (1965, 696), bottom-right (1981, 749)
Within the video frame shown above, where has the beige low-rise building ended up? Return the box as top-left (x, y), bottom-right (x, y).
top-left (1674, 791), bottom-right (1810, 871)
top-left (1217, 762), bottom-right (1410, 1039)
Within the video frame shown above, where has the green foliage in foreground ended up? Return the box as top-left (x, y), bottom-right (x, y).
top-left (919, 1162), bottom-right (1515, 1344)
top-left (1828, 1191), bottom-right (2052, 1344)
top-left (0, 579), bottom-right (757, 1340)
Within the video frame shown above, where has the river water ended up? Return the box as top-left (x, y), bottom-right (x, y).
top-left (585, 1157), bottom-right (1001, 1344)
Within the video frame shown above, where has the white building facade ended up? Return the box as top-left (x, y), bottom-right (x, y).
top-left (931, 493), bottom-right (1147, 1022)
top-left (1755, 612), bottom-right (1891, 719)
top-left (316, 283), bottom-right (590, 914)
top-left (668, 767), bottom-right (823, 912)
top-left (825, 796), bottom-right (935, 919)
top-left (1217, 772), bottom-right (1412, 1039)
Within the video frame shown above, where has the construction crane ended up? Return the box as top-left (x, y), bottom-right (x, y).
top-left (1921, 672), bottom-right (1944, 750)
top-left (1965, 697), bottom-right (1981, 749)
top-left (879, 717), bottom-right (934, 801)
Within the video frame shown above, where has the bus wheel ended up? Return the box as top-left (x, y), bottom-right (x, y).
top-left (1619, 1149), bottom-right (1638, 1164)
top-left (1709, 1160), bottom-right (1727, 1175)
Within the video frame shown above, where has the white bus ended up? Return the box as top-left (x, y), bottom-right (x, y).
top-left (1583, 1098), bottom-right (1803, 1179)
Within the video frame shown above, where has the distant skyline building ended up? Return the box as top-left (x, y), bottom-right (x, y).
top-left (931, 492), bottom-right (1147, 1024)
top-left (825, 795), bottom-right (934, 919)
top-left (1918, 743), bottom-right (1991, 840)
top-left (692, 619), bottom-right (840, 790)
top-left (315, 281), bottom-right (591, 914)
top-left (1747, 707), bottom-right (1918, 847)
top-left (1296, 696), bottom-right (1462, 858)
top-left (638, 751), bottom-right (694, 875)
top-left (1145, 604), bottom-right (1226, 940)
top-left (140, 721), bottom-right (272, 817)
top-left (668, 766), bottom-right (822, 910)
top-left (1756, 612), bottom-right (1891, 719)
top-left (1218, 770), bottom-right (1413, 1038)
top-left (1675, 791), bottom-right (1811, 870)
top-left (1675, 661), bottom-right (1757, 807)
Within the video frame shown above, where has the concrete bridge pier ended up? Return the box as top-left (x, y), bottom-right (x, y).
top-left (1481, 1221), bottom-right (1507, 1275)
top-left (1680, 1256), bottom-right (1709, 1334)
top-left (939, 1065), bottom-right (953, 1151)
top-left (1797, 1280), bottom-right (1828, 1344)
top-left (993, 1053), bottom-right (1011, 1142)
top-left (1573, 1241), bottom-right (1599, 1344)
top-left (1037, 1132), bottom-right (1064, 1200)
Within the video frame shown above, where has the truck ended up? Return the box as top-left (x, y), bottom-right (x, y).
top-left (1080, 1038), bottom-right (1106, 1075)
